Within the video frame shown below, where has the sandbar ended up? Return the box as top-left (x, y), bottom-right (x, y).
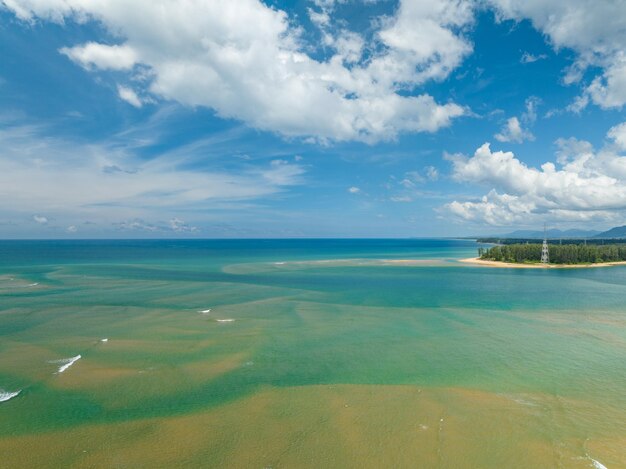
top-left (459, 257), bottom-right (626, 269)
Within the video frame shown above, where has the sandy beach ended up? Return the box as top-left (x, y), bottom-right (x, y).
top-left (460, 257), bottom-right (626, 269)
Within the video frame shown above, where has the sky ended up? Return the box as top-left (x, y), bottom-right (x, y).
top-left (1, 0), bottom-right (626, 238)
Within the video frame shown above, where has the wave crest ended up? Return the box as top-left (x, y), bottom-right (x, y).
top-left (0, 389), bottom-right (21, 403)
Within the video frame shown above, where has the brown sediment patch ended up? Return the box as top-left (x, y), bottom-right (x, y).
top-left (459, 257), bottom-right (626, 269)
top-left (1, 384), bottom-right (623, 469)
top-left (0, 341), bottom-right (61, 382)
top-left (181, 352), bottom-right (249, 382)
top-left (224, 258), bottom-right (450, 274)
top-left (508, 310), bottom-right (626, 348)
top-left (50, 353), bottom-right (251, 410)
top-left (0, 275), bottom-right (46, 292)
top-left (97, 337), bottom-right (218, 355)
top-left (585, 436), bottom-right (626, 469)
top-left (48, 362), bottom-right (138, 390)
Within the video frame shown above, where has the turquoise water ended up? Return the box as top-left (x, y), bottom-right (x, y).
top-left (0, 239), bottom-right (624, 468)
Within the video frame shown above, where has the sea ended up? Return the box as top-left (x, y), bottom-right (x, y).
top-left (0, 239), bottom-right (624, 468)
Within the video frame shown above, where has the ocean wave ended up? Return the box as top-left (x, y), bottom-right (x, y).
top-left (216, 319), bottom-right (235, 323)
top-left (0, 389), bottom-right (21, 403)
top-left (50, 355), bottom-right (81, 374)
top-left (198, 309), bottom-right (211, 314)
top-left (590, 458), bottom-right (608, 469)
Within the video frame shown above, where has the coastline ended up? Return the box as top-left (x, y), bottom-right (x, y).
top-left (459, 257), bottom-right (626, 269)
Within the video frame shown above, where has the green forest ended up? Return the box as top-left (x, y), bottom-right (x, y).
top-left (478, 243), bottom-right (626, 264)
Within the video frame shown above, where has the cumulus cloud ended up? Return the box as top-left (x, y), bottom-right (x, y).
top-left (348, 186), bottom-right (361, 194)
top-left (489, 0), bottom-right (626, 110)
top-left (3, 0), bottom-right (473, 143)
top-left (169, 218), bottom-right (198, 233)
top-left (494, 117), bottom-right (532, 143)
top-left (608, 122), bottom-right (626, 151)
top-left (59, 42), bottom-right (137, 70)
top-left (33, 214), bottom-right (48, 224)
top-left (494, 97), bottom-right (539, 143)
top-left (444, 129), bottom-right (626, 225)
top-left (586, 56), bottom-right (626, 109)
top-left (117, 86), bottom-right (142, 107)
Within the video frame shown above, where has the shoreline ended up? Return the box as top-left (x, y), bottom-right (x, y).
top-left (459, 257), bottom-right (626, 269)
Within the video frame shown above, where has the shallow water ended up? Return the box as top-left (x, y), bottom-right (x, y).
top-left (0, 239), bottom-right (624, 468)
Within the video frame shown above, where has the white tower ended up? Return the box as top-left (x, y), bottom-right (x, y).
top-left (541, 224), bottom-right (549, 264)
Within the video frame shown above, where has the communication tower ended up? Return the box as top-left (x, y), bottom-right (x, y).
top-left (541, 224), bottom-right (549, 264)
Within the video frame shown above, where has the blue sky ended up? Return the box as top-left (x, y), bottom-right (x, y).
top-left (1, 0), bottom-right (626, 238)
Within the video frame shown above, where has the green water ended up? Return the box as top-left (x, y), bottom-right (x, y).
top-left (0, 239), bottom-right (624, 468)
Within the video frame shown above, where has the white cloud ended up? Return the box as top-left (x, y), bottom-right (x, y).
top-left (66, 225), bottom-right (77, 233)
top-left (494, 117), bottom-right (533, 143)
top-left (375, 0), bottom-right (474, 84)
top-left (389, 166), bottom-right (440, 202)
top-left (494, 97), bottom-right (539, 143)
top-left (565, 94), bottom-right (589, 114)
top-left (60, 42), bottom-right (137, 70)
top-left (117, 85), bottom-right (142, 107)
top-left (390, 195), bottom-right (412, 202)
top-left (0, 120), bottom-right (306, 227)
top-left (308, 7), bottom-right (331, 28)
top-left (260, 159), bottom-right (306, 185)
top-left (403, 171), bottom-right (425, 185)
top-left (585, 55), bottom-right (626, 109)
top-left (3, 0), bottom-right (472, 143)
top-left (169, 218), bottom-right (198, 233)
top-left (114, 219), bottom-right (160, 232)
top-left (520, 52), bottom-right (547, 64)
top-left (608, 121), bottom-right (626, 151)
top-left (444, 132), bottom-right (626, 225)
top-left (348, 186), bottom-right (361, 194)
top-left (489, 0), bottom-right (626, 110)
top-left (523, 96), bottom-right (540, 124)
top-left (425, 166), bottom-right (439, 180)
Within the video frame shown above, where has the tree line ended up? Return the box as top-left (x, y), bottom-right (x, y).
top-left (477, 237), bottom-right (626, 245)
top-left (478, 243), bottom-right (626, 264)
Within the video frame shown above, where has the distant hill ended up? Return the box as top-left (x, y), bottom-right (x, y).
top-left (497, 229), bottom-right (601, 239)
top-left (593, 225), bottom-right (626, 239)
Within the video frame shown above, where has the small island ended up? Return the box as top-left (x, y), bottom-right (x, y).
top-left (462, 243), bottom-right (626, 268)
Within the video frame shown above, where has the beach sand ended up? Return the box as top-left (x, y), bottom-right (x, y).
top-left (459, 257), bottom-right (626, 269)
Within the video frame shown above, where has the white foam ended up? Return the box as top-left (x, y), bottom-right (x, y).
top-left (274, 262), bottom-right (285, 265)
top-left (100, 338), bottom-right (108, 343)
top-left (28, 282), bottom-right (39, 287)
top-left (216, 319), bottom-right (235, 323)
top-left (198, 309), bottom-right (211, 314)
top-left (51, 355), bottom-right (81, 374)
top-left (590, 458), bottom-right (608, 469)
top-left (0, 389), bottom-right (20, 403)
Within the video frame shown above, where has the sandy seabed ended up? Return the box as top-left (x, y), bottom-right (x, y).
top-left (459, 257), bottom-right (626, 269)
